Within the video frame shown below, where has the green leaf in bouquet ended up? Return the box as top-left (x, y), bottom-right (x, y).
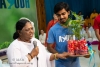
top-left (60, 18), bottom-right (71, 27)
top-left (60, 11), bottom-right (83, 40)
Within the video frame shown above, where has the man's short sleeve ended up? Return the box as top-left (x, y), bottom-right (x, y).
top-left (47, 29), bottom-right (55, 44)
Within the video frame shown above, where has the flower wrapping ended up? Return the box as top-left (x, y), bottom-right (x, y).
top-left (68, 40), bottom-right (75, 55)
top-left (68, 39), bottom-right (88, 55)
top-left (79, 39), bottom-right (88, 55)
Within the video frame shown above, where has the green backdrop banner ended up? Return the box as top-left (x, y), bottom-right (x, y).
top-left (0, 0), bottom-right (38, 44)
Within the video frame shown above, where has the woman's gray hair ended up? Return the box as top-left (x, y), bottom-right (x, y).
top-left (19, 17), bottom-right (35, 37)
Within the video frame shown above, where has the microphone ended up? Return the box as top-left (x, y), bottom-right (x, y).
top-left (33, 41), bottom-right (38, 67)
top-left (33, 41), bottom-right (37, 48)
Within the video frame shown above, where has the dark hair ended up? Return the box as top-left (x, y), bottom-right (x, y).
top-left (13, 19), bottom-right (30, 39)
top-left (54, 2), bottom-right (70, 14)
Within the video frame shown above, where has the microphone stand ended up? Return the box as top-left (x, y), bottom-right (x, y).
top-left (33, 41), bottom-right (38, 67)
top-left (37, 57), bottom-right (38, 67)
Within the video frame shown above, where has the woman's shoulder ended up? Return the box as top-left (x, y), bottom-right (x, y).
top-left (7, 39), bottom-right (21, 49)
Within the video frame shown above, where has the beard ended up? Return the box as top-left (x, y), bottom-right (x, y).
top-left (59, 18), bottom-right (66, 24)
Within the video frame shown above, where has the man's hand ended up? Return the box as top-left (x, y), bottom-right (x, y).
top-left (84, 54), bottom-right (90, 58)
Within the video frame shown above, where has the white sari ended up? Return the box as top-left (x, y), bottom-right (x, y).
top-left (7, 38), bottom-right (55, 67)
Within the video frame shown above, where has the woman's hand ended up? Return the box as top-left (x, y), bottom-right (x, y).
top-left (30, 46), bottom-right (39, 58)
top-left (50, 52), bottom-right (69, 61)
top-left (27, 46), bottom-right (39, 61)
top-left (57, 52), bottom-right (69, 59)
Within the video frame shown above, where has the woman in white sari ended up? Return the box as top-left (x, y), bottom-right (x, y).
top-left (7, 18), bottom-right (68, 67)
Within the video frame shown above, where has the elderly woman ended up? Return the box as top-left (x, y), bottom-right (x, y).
top-left (7, 18), bottom-right (68, 67)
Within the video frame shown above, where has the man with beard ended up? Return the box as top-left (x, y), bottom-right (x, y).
top-left (47, 2), bottom-right (81, 67)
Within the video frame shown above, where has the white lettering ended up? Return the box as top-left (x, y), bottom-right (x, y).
top-left (59, 35), bottom-right (75, 42)
top-left (59, 36), bottom-right (63, 42)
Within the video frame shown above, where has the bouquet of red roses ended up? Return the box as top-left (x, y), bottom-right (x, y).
top-left (61, 11), bottom-right (89, 56)
top-left (68, 39), bottom-right (88, 55)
